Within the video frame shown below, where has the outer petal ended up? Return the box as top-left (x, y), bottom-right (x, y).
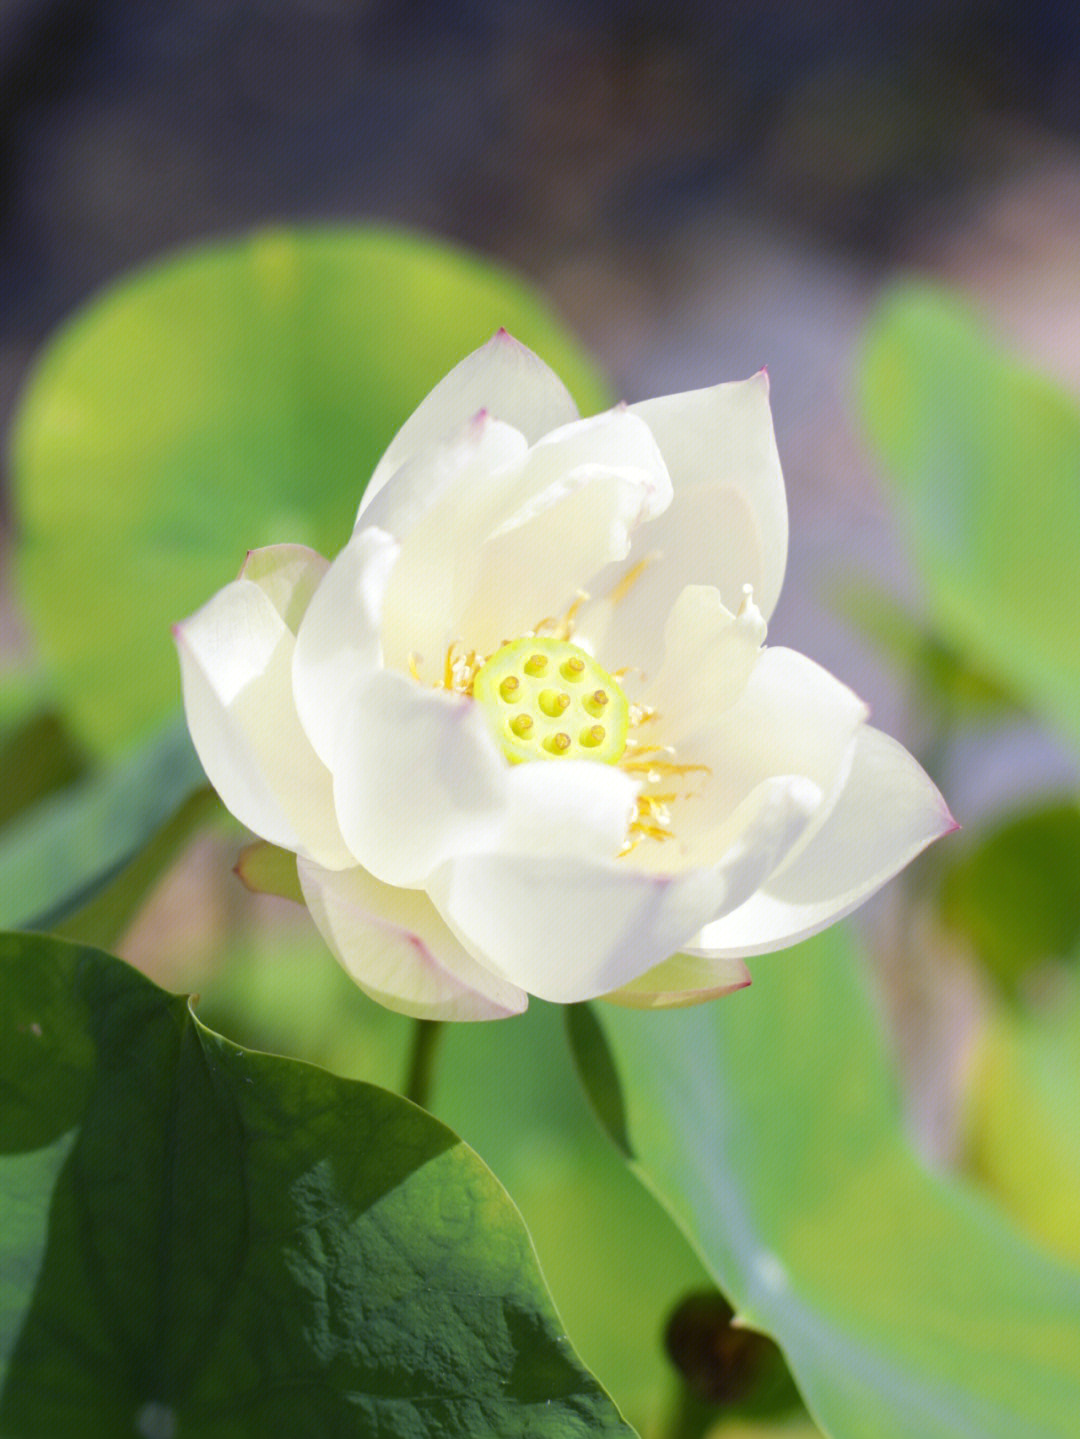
top-left (603, 952), bottom-right (752, 1010)
top-left (298, 858), bottom-right (527, 1021)
top-left (578, 373), bottom-right (785, 678)
top-left (292, 526), bottom-right (400, 769)
top-left (358, 330), bottom-right (579, 525)
top-left (687, 726), bottom-right (958, 958)
top-left (427, 773), bottom-right (820, 1003)
top-left (175, 577), bottom-right (354, 868)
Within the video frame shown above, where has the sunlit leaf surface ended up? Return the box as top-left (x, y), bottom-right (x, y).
top-left (964, 969), bottom-right (1080, 1268)
top-left (0, 934), bottom-right (634, 1438)
top-left (11, 227), bottom-right (609, 754)
top-left (569, 925), bottom-right (1080, 1439)
top-left (861, 284), bottom-right (1080, 751)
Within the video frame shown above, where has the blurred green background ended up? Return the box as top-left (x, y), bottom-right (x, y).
top-left (2, 5), bottom-right (1080, 1436)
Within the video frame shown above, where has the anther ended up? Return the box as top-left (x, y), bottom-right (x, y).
top-left (539, 689), bottom-right (570, 717)
top-left (580, 725), bottom-right (605, 748)
top-left (499, 676), bottom-right (520, 702)
top-left (510, 714), bottom-right (534, 738)
top-left (543, 732), bottom-right (572, 754)
top-left (524, 653), bottom-right (548, 676)
top-left (560, 656), bottom-right (586, 681)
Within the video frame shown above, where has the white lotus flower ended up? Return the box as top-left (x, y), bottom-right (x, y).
top-left (175, 331), bottom-right (956, 1020)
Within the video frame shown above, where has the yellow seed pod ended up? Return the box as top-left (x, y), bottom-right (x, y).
top-left (472, 637), bottom-right (630, 764)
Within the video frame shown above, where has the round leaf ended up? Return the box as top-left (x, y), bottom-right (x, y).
top-left (0, 933), bottom-right (633, 1438)
top-left (569, 927), bottom-right (1080, 1439)
top-left (10, 227), bottom-right (609, 753)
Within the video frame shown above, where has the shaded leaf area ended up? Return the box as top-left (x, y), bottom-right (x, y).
top-left (10, 226), bottom-right (610, 755)
top-left (860, 284), bottom-right (1080, 752)
top-left (0, 717), bottom-right (209, 934)
top-left (569, 925), bottom-right (1080, 1439)
top-left (939, 803), bottom-right (1080, 996)
top-left (0, 934), bottom-right (635, 1438)
top-left (0, 703), bottom-right (88, 831)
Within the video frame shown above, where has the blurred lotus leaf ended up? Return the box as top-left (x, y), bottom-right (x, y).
top-left (10, 227), bottom-right (609, 754)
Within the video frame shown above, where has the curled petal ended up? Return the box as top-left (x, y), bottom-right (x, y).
top-left (292, 526), bottom-right (400, 769)
top-left (688, 726), bottom-right (958, 958)
top-left (298, 859), bottom-right (527, 1021)
top-left (359, 330), bottom-right (579, 525)
top-left (175, 580), bottom-right (353, 868)
top-left (428, 773), bottom-right (819, 1003)
top-left (604, 952), bottom-right (752, 1010)
top-left (645, 584), bottom-right (767, 743)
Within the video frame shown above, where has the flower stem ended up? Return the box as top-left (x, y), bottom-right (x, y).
top-left (404, 1019), bottom-right (443, 1109)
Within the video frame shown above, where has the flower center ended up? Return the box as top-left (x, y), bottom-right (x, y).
top-left (472, 637), bottom-right (630, 765)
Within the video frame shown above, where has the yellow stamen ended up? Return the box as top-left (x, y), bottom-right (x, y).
top-left (621, 760), bottom-right (711, 776)
top-left (609, 555), bottom-right (655, 606)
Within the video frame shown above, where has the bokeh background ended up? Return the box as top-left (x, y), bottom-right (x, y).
top-left (2, 4), bottom-right (1080, 1435)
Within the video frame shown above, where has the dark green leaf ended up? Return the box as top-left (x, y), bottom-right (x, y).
top-left (0, 717), bottom-right (207, 933)
top-left (0, 707), bottom-right (88, 830)
top-left (939, 803), bottom-right (1080, 994)
top-left (11, 226), bottom-right (610, 754)
top-left (569, 925), bottom-right (1080, 1439)
top-left (0, 933), bottom-right (635, 1438)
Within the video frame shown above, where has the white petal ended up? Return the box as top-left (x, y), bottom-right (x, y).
top-left (578, 373), bottom-right (786, 679)
top-left (359, 331), bottom-right (579, 525)
top-left (427, 772), bottom-right (819, 1003)
top-left (644, 584), bottom-right (767, 744)
top-left (501, 760), bottom-right (639, 862)
top-left (688, 726), bottom-right (958, 958)
top-left (175, 580), bottom-right (353, 868)
top-left (378, 410), bottom-right (670, 672)
top-left (239, 545), bottom-right (329, 632)
top-left (646, 646), bottom-right (868, 874)
top-left (292, 526), bottom-right (400, 769)
top-left (632, 371), bottom-right (786, 616)
top-left (298, 859), bottom-right (527, 1021)
top-left (328, 669), bottom-right (510, 888)
top-left (361, 413), bottom-right (529, 545)
top-left (377, 418), bottom-right (530, 674)
top-left (454, 409), bottom-right (672, 655)
top-left (603, 952), bottom-right (751, 1010)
